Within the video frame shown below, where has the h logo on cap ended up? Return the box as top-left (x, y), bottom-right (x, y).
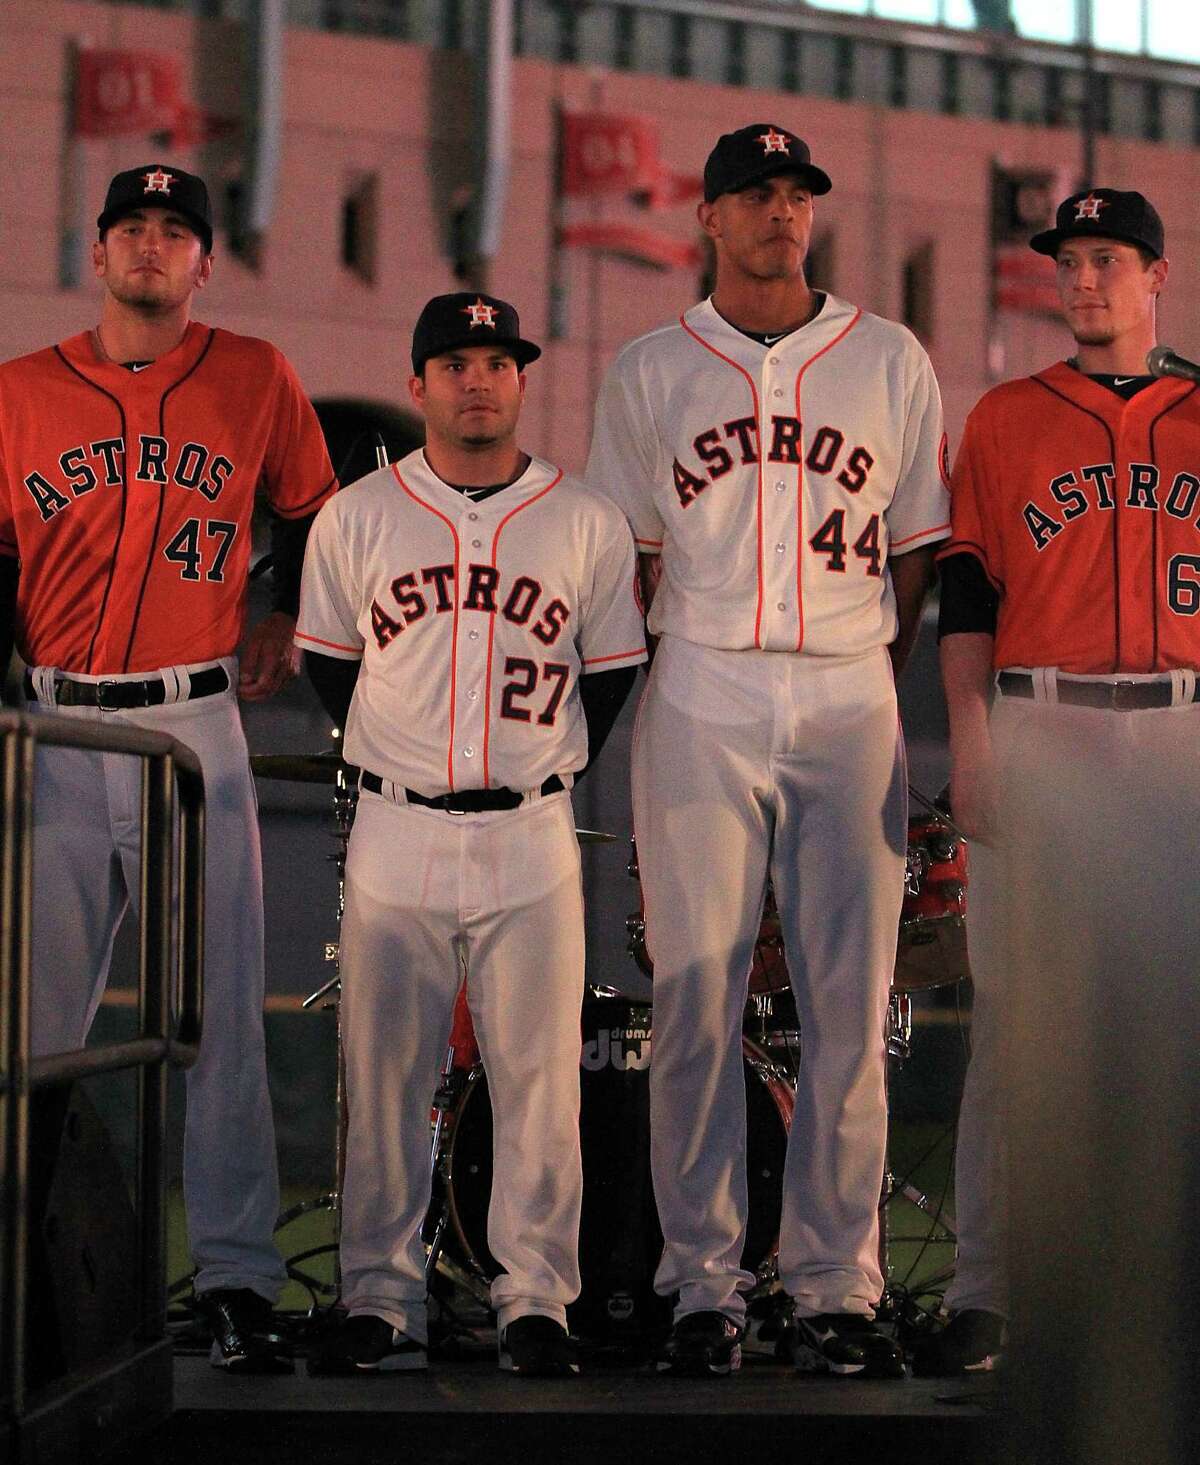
top-left (463, 298), bottom-right (499, 328)
top-left (1074, 193), bottom-right (1107, 222)
top-left (142, 168), bottom-right (176, 195)
top-left (756, 129), bottom-right (791, 155)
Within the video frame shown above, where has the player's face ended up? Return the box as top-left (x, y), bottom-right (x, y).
top-left (410, 348), bottom-right (525, 451)
top-left (93, 208), bottom-right (212, 312)
top-left (699, 174), bottom-right (814, 283)
top-left (1055, 238), bottom-right (1168, 349)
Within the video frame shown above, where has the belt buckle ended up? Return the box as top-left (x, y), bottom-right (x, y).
top-left (1111, 680), bottom-right (1139, 710)
top-left (96, 679), bottom-right (125, 710)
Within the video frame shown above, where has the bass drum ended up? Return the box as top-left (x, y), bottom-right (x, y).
top-left (440, 996), bottom-right (793, 1347)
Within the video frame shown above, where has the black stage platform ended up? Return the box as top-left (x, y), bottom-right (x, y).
top-left (109, 1354), bottom-right (1003, 1465)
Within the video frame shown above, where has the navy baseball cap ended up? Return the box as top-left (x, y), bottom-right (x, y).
top-left (97, 164), bottom-right (213, 253)
top-left (1030, 188), bottom-right (1164, 259)
top-left (703, 123), bottom-right (832, 203)
top-left (411, 293), bottom-right (542, 374)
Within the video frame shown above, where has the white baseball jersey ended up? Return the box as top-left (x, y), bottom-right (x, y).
top-left (296, 449), bottom-right (646, 792)
top-left (586, 295), bottom-right (951, 653)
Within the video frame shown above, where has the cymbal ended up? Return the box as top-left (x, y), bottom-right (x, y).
top-left (249, 752), bottom-right (353, 784)
top-left (575, 828), bottom-right (619, 844)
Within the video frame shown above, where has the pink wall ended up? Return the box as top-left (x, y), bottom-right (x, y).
top-left (3, 1), bottom-right (1199, 472)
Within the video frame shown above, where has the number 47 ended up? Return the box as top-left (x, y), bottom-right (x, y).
top-left (163, 518), bottom-right (239, 582)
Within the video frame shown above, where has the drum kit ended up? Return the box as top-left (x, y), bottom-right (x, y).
top-left (250, 751), bottom-right (969, 1352)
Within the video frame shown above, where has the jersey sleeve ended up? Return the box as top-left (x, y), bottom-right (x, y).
top-left (262, 351), bottom-right (338, 520)
top-left (884, 344), bottom-right (952, 554)
top-left (936, 404), bottom-right (1004, 591)
top-left (578, 505), bottom-right (649, 674)
top-left (295, 498), bottom-right (364, 661)
top-left (585, 352), bottom-right (667, 553)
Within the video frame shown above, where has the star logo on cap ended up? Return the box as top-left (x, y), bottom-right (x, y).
top-left (142, 168), bottom-right (176, 196)
top-left (463, 298), bottom-right (498, 329)
top-left (757, 129), bottom-right (791, 156)
top-left (1074, 193), bottom-right (1107, 222)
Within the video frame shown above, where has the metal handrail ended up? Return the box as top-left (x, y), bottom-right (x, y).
top-left (0, 710), bottom-right (205, 1426)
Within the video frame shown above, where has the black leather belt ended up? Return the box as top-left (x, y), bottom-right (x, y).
top-left (997, 670), bottom-right (1200, 711)
top-left (25, 665), bottom-right (230, 710)
top-left (360, 770), bottom-right (565, 813)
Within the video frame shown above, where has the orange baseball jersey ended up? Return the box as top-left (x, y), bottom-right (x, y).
top-left (940, 362), bottom-right (1200, 673)
top-left (0, 321), bottom-right (336, 674)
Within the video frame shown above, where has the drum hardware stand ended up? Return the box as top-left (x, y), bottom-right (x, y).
top-left (423, 1039), bottom-right (473, 1294)
top-left (270, 759), bottom-right (359, 1306)
top-left (907, 782), bottom-right (967, 842)
top-left (879, 990), bottom-right (958, 1319)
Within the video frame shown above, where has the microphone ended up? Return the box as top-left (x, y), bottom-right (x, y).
top-left (1146, 345), bottom-right (1200, 384)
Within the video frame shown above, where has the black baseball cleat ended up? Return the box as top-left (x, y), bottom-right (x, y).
top-left (194, 1287), bottom-right (293, 1374)
top-left (307, 1313), bottom-right (428, 1375)
top-left (498, 1316), bottom-right (580, 1377)
top-left (657, 1310), bottom-right (743, 1377)
top-left (786, 1312), bottom-right (906, 1379)
top-left (910, 1309), bottom-right (1006, 1376)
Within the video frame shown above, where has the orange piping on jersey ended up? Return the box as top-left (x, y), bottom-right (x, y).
top-left (635, 537), bottom-right (664, 550)
top-left (393, 464), bottom-right (463, 791)
top-left (295, 630), bottom-right (362, 655)
top-left (792, 308), bottom-right (862, 651)
top-left (583, 648), bottom-right (646, 666)
top-left (679, 315), bottom-right (765, 648)
top-left (481, 469), bottom-right (564, 787)
top-left (891, 522), bottom-right (950, 550)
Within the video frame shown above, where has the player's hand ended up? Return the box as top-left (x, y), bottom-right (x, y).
top-left (238, 611), bottom-right (298, 701)
top-left (948, 743), bottom-right (998, 846)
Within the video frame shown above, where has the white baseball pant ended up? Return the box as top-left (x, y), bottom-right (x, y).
top-left (27, 661), bottom-right (286, 1300)
top-left (336, 786), bottom-right (584, 1346)
top-left (632, 635), bottom-right (907, 1325)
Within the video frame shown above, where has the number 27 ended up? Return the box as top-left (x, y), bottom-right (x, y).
top-left (501, 657), bottom-right (570, 726)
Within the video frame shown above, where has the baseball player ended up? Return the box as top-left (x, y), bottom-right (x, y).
top-left (586, 123), bottom-right (950, 1378)
top-left (0, 165), bottom-right (336, 1371)
top-left (924, 189), bottom-right (1200, 1382)
top-left (297, 292), bottom-right (645, 1377)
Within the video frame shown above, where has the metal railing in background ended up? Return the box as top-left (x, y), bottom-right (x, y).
top-left (0, 712), bottom-right (205, 1463)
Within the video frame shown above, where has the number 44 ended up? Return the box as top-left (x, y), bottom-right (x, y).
top-left (163, 518), bottom-right (239, 582)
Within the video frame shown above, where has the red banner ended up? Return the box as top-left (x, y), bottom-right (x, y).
top-left (991, 164), bottom-right (1071, 316)
top-left (561, 113), bottom-right (661, 198)
top-left (74, 50), bottom-right (183, 139)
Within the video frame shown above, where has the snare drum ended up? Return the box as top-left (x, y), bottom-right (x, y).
top-left (895, 815), bottom-right (970, 991)
top-left (436, 995), bottom-right (792, 1344)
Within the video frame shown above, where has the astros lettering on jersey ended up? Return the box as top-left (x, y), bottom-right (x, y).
top-left (0, 321), bottom-right (335, 673)
top-left (295, 449), bottom-right (646, 794)
top-left (941, 362), bottom-right (1200, 672)
top-left (587, 296), bottom-right (950, 653)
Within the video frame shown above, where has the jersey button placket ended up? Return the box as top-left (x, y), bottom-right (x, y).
top-left (761, 358), bottom-right (799, 649)
top-left (456, 509), bottom-right (488, 786)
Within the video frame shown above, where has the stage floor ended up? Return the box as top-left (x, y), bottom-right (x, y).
top-left (108, 1353), bottom-right (1004, 1465)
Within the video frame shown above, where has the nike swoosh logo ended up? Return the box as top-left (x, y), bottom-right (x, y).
top-left (763, 333), bottom-right (787, 344)
top-left (131, 363), bottom-right (151, 372)
top-left (1113, 377), bottom-right (1135, 385)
